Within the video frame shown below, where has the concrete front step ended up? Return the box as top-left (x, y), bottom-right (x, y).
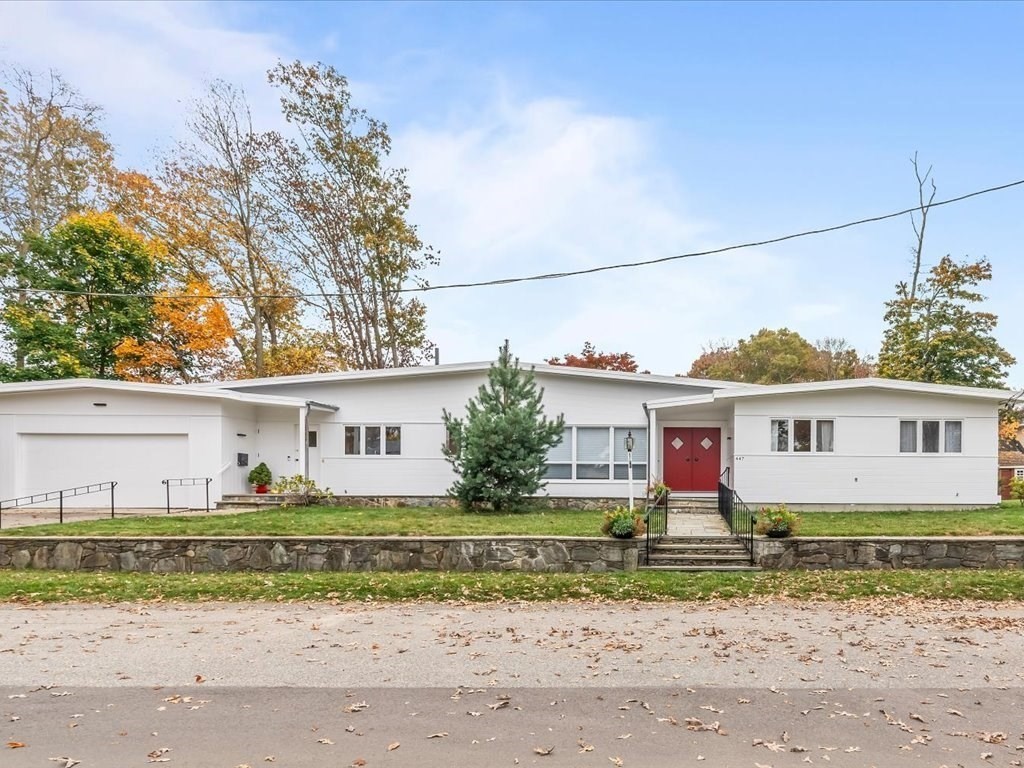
top-left (640, 564), bottom-right (762, 572)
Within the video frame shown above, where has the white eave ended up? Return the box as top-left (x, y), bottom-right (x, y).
top-left (198, 360), bottom-right (758, 391)
top-left (646, 377), bottom-right (1011, 409)
top-left (0, 378), bottom-right (339, 411)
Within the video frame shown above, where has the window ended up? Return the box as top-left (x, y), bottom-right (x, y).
top-left (445, 427), bottom-right (459, 455)
top-left (1016, 468), bottom-right (1024, 480)
top-left (307, 430), bottom-right (318, 448)
top-left (576, 427), bottom-right (610, 479)
top-left (899, 420), bottom-right (963, 454)
top-left (793, 419), bottom-right (812, 453)
top-left (816, 420), bottom-right (834, 453)
top-left (346, 425), bottom-right (401, 457)
top-left (613, 427), bottom-right (648, 480)
top-left (770, 419), bottom-right (789, 452)
top-left (365, 426), bottom-right (381, 455)
top-left (899, 421), bottom-right (917, 453)
top-left (771, 419), bottom-right (833, 453)
top-left (944, 421), bottom-right (962, 453)
top-left (345, 426), bottom-right (361, 455)
top-left (385, 426), bottom-right (402, 455)
top-left (544, 427), bottom-right (647, 481)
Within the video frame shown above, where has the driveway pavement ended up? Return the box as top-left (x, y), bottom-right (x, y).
top-left (2, 599), bottom-right (1023, 766)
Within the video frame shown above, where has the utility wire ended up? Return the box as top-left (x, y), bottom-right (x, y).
top-left (3, 176), bottom-right (1022, 302)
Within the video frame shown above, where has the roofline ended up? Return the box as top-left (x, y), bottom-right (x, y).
top-left (0, 378), bottom-right (327, 409)
top-left (710, 377), bottom-right (1011, 401)
top-left (645, 377), bottom-right (1011, 409)
top-left (203, 360), bottom-right (756, 391)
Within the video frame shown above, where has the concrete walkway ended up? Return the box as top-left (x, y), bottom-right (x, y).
top-left (0, 506), bottom-right (245, 530)
top-left (665, 511), bottom-right (733, 537)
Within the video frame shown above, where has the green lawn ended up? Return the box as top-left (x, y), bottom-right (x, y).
top-left (0, 506), bottom-right (606, 538)
top-left (797, 502), bottom-right (1024, 537)
top-left (1, 569), bottom-right (1023, 603)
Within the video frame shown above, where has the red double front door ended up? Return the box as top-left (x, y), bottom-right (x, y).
top-left (663, 427), bottom-right (721, 492)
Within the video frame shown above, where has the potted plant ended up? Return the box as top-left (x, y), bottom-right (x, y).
top-left (754, 503), bottom-right (800, 538)
top-left (601, 506), bottom-right (647, 539)
top-left (647, 479), bottom-right (671, 502)
top-left (247, 462), bottom-right (273, 494)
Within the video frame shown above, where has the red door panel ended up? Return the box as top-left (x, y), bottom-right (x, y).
top-left (690, 427), bottom-right (722, 491)
top-left (663, 427), bottom-right (692, 491)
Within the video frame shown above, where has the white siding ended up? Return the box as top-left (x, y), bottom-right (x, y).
top-left (230, 370), bottom-right (713, 497)
top-left (0, 390), bottom-right (225, 508)
top-left (732, 390), bottom-right (1000, 507)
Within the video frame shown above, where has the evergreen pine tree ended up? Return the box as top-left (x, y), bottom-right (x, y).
top-left (442, 341), bottom-right (565, 511)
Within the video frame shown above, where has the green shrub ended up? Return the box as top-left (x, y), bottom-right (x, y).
top-left (601, 506), bottom-right (647, 539)
top-left (754, 503), bottom-right (800, 536)
top-left (246, 462), bottom-right (272, 486)
top-left (1011, 477), bottom-right (1024, 507)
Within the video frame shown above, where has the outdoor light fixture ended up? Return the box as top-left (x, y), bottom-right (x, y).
top-left (625, 430), bottom-right (635, 511)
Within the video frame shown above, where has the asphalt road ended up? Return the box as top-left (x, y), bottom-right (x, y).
top-left (2, 599), bottom-right (1023, 766)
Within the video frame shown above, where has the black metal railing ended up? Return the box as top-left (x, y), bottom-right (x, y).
top-left (0, 481), bottom-right (117, 529)
top-left (643, 490), bottom-right (669, 565)
top-left (161, 477), bottom-right (212, 514)
top-left (717, 480), bottom-right (755, 565)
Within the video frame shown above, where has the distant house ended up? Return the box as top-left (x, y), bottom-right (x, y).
top-left (0, 363), bottom-right (1011, 511)
top-left (998, 419), bottom-right (1024, 500)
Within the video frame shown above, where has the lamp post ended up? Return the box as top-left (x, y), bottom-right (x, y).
top-left (625, 430), bottom-right (635, 512)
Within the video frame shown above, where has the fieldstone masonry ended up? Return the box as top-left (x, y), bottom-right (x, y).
top-left (755, 536), bottom-right (1024, 570)
top-left (0, 536), bottom-right (640, 574)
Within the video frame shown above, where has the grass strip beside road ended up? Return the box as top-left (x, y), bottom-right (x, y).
top-left (797, 503), bottom-right (1024, 537)
top-left (0, 506), bottom-right (607, 538)
top-left (2, 569), bottom-right (1024, 603)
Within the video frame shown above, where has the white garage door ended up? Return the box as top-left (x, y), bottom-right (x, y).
top-left (19, 434), bottom-right (189, 508)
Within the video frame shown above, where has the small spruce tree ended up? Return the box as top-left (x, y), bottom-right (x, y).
top-left (442, 341), bottom-right (565, 511)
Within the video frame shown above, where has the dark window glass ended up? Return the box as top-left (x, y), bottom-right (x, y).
top-left (385, 426), bottom-right (401, 455)
top-left (365, 426), bottom-right (381, 456)
top-left (307, 430), bottom-right (318, 448)
top-left (344, 426), bottom-right (360, 455)
top-left (944, 421), bottom-right (962, 453)
top-left (922, 421), bottom-right (940, 453)
top-left (793, 420), bottom-right (812, 452)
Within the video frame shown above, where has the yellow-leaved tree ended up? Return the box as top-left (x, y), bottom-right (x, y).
top-left (115, 279), bottom-right (234, 384)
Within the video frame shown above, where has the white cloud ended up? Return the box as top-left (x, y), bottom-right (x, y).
top-left (396, 95), bottom-right (792, 373)
top-left (0, 0), bottom-right (289, 165)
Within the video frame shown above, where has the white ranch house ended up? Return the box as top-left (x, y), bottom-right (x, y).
top-left (0, 361), bottom-right (1010, 511)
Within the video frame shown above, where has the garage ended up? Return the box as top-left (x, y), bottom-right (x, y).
top-left (18, 433), bottom-right (189, 508)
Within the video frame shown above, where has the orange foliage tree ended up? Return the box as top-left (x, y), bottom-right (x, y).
top-left (115, 279), bottom-right (234, 384)
top-left (547, 342), bottom-right (647, 373)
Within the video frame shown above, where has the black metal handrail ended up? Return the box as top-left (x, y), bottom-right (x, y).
top-left (718, 480), bottom-right (755, 565)
top-left (643, 490), bottom-right (669, 565)
top-left (0, 481), bottom-right (117, 528)
top-left (161, 477), bottom-right (212, 514)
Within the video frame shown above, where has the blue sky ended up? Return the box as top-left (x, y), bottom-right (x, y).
top-left (2, 1), bottom-right (1022, 383)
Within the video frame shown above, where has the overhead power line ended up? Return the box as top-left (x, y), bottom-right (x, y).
top-left (3, 176), bottom-right (1023, 302)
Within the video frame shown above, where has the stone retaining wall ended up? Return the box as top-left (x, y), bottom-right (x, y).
top-left (317, 496), bottom-right (629, 511)
top-left (755, 536), bottom-right (1024, 570)
top-left (0, 536), bottom-right (639, 574)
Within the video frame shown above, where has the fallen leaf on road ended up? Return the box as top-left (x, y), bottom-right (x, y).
top-left (387, 742), bottom-right (400, 751)
top-left (194, 675), bottom-right (205, 684)
top-left (7, 742), bottom-right (26, 749)
top-left (427, 733), bottom-right (448, 739)
top-left (534, 746), bottom-right (553, 755)
top-left (350, 760), bottom-right (366, 767)
top-left (344, 701), bottom-right (369, 713)
top-left (577, 740), bottom-right (594, 753)
top-left (947, 709), bottom-right (964, 717)
top-left (316, 738), bottom-right (334, 745)
top-left (48, 759), bottom-right (80, 768)
top-left (488, 700), bottom-right (510, 711)
top-left (909, 713), bottom-right (926, 723)
top-left (609, 759), bottom-right (623, 767)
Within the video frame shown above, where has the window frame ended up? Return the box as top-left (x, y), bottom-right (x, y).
top-left (544, 426), bottom-right (648, 482)
top-left (1016, 467), bottom-right (1024, 480)
top-left (343, 424), bottom-right (402, 457)
top-left (899, 420), bottom-right (964, 455)
top-left (770, 418), bottom-right (835, 454)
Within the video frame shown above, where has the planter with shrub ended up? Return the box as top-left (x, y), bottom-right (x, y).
top-left (601, 506), bottom-right (647, 539)
top-left (754, 503), bottom-right (800, 538)
top-left (247, 462), bottom-right (273, 494)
